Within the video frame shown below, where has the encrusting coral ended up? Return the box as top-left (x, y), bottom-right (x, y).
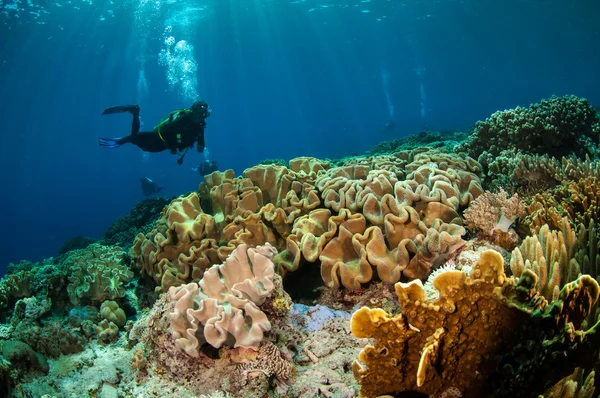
top-left (102, 196), bottom-right (174, 249)
top-left (350, 250), bottom-right (600, 397)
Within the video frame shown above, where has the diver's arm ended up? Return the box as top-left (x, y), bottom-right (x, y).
top-left (197, 124), bottom-right (205, 152)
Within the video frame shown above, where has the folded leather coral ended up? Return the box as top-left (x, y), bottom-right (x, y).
top-left (65, 244), bottom-right (133, 305)
top-left (133, 150), bottom-right (483, 293)
top-left (168, 243), bottom-right (277, 355)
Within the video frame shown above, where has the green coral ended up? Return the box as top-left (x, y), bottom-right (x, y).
top-left (456, 95), bottom-right (600, 160)
top-left (0, 258), bottom-right (67, 314)
top-left (0, 340), bottom-right (49, 375)
top-left (369, 130), bottom-right (467, 155)
top-left (57, 235), bottom-right (96, 256)
top-left (15, 317), bottom-right (86, 358)
top-left (65, 243), bottom-right (133, 305)
top-left (102, 196), bottom-right (174, 249)
top-left (257, 158), bottom-right (287, 166)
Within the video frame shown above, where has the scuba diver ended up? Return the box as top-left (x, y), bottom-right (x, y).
top-left (382, 120), bottom-right (395, 134)
top-left (140, 177), bottom-right (165, 196)
top-left (192, 159), bottom-right (219, 177)
top-left (99, 100), bottom-right (211, 164)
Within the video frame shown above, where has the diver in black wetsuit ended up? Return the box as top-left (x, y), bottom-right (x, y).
top-left (140, 177), bottom-right (165, 196)
top-left (99, 100), bottom-right (211, 164)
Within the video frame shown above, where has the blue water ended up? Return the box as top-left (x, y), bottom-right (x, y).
top-left (1, 0), bottom-right (599, 272)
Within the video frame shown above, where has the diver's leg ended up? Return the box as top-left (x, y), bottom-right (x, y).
top-left (130, 132), bottom-right (167, 152)
top-left (101, 104), bottom-right (140, 115)
top-left (131, 106), bottom-right (140, 136)
top-left (99, 136), bottom-right (132, 148)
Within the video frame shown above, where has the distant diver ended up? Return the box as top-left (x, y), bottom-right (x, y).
top-left (383, 120), bottom-right (395, 133)
top-left (192, 159), bottom-right (219, 176)
top-left (99, 101), bottom-right (211, 164)
top-left (140, 177), bottom-right (165, 196)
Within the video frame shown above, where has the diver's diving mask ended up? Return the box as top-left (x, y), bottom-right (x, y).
top-left (191, 100), bottom-right (211, 118)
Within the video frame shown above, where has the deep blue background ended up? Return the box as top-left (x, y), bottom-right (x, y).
top-left (1, 0), bottom-right (599, 272)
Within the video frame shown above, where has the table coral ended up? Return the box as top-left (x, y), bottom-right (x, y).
top-left (350, 250), bottom-right (600, 397)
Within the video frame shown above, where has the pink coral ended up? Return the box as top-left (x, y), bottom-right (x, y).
top-left (463, 189), bottom-right (525, 249)
top-left (168, 243), bottom-right (277, 354)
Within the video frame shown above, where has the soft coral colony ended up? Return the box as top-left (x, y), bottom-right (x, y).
top-left (1, 94), bottom-right (600, 397)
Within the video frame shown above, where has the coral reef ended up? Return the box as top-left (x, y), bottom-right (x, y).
top-left (3, 95), bottom-right (600, 398)
top-left (57, 235), bottom-right (96, 256)
top-left (541, 368), bottom-right (596, 398)
top-left (510, 221), bottom-right (581, 301)
top-left (103, 196), bottom-right (174, 249)
top-left (1, 340), bottom-right (49, 375)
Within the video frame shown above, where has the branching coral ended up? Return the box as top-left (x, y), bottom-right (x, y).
top-left (464, 188), bottom-right (526, 249)
top-left (510, 221), bottom-right (581, 301)
top-left (541, 368), bottom-right (596, 398)
top-left (102, 196), bottom-right (173, 249)
top-left (457, 95), bottom-right (600, 159)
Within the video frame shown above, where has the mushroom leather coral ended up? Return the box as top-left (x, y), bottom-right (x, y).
top-left (351, 250), bottom-right (600, 397)
top-left (168, 243), bottom-right (276, 354)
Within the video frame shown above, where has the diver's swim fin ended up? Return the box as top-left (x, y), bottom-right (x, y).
top-left (99, 137), bottom-right (129, 148)
top-left (101, 105), bottom-right (140, 115)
